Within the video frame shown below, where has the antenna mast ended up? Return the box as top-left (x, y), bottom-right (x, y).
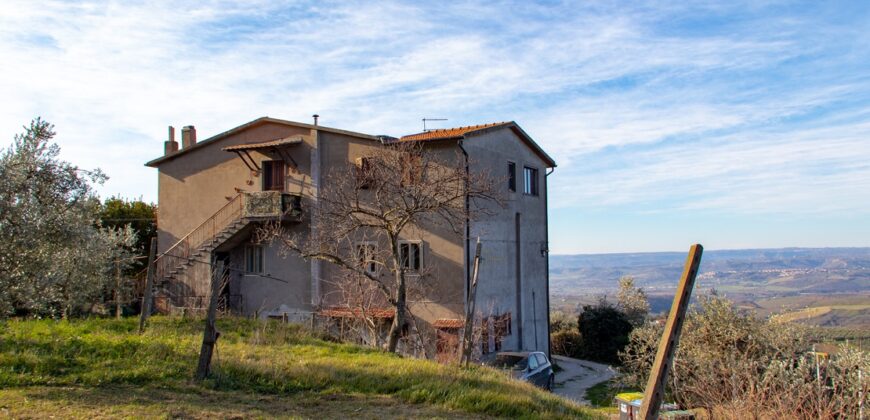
top-left (422, 118), bottom-right (447, 132)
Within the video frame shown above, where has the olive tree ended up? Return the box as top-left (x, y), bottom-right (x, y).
top-left (0, 118), bottom-right (129, 317)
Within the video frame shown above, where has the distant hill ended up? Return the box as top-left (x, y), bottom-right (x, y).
top-left (550, 248), bottom-right (870, 319)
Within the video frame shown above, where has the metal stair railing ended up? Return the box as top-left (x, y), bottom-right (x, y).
top-left (154, 193), bottom-right (246, 283)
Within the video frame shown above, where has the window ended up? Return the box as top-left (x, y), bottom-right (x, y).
top-left (262, 160), bottom-right (285, 191)
top-left (245, 245), bottom-right (264, 274)
top-left (354, 157), bottom-right (373, 189)
top-left (399, 241), bottom-right (422, 271)
top-left (528, 354), bottom-right (539, 370)
top-left (401, 154), bottom-right (423, 186)
top-left (535, 353), bottom-right (548, 366)
top-left (356, 243), bottom-right (377, 275)
top-left (523, 166), bottom-right (538, 196)
top-left (508, 161), bottom-right (516, 192)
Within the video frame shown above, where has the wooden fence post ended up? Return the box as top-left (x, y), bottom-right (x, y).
top-left (114, 256), bottom-right (122, 319)
top-left (139, 238), bottom-right (157, 333)
top-left (639, 244), bottom-right (703, 420)
top-left (461, 238), bottom-right (482, 366)
top-left (196, 260), bottom-right (226, 380)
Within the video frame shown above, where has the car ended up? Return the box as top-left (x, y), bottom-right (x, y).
top-left (484, 351), bottom-right (555, 391)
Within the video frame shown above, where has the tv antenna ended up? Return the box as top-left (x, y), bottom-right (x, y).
top-left (422, 118), bottom-right (447, 132)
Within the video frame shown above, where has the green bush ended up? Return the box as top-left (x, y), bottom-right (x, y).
top-left (551, 329), bottom-right (584, 358)
top-left (577, 302), bottom-right (633, 364)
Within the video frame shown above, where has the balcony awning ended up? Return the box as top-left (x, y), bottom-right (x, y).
top-left (222, 136), bottom-right (302, 171)
top-left (222, 136), bottom-right (303, 152)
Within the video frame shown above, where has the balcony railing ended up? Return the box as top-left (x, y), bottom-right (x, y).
top-left (153, 191), bottom-right (303, 285)
top-left (244, 191), bottom-right (303, 220)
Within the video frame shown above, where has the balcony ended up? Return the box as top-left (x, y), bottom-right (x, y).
top-left (243, 191), bottom-right (303, 222)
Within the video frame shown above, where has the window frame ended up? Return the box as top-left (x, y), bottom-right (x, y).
top-left (507, 161), bottom-right (517, 192)
top-left (262, 160), bottom-right (286, 192)
top-left (356, 242), bottom-right (378, 276)
top-left (244, 245), bottom-right (265, 274)
top-left (523, 166), bottom-right (539, 196)
top-left (398, 240), bottom-right (423, 272)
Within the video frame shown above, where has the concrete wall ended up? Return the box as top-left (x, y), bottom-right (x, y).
top-left (462, 127), bottom-right (551, 355)
top-left (314, 133), bottom-right (467, 326)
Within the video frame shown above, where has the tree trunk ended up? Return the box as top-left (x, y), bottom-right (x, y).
top-left (386, 237), bottom-right (406, 353)
top-left (196, 261), bottom-right (225, 380)
top-left (386, 270), bottom-right (406, 353)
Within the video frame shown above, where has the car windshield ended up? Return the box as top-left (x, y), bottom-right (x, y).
top-left (490, 354), bottom-right (527, 370)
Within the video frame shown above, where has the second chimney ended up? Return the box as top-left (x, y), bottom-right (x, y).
top-left (181, 125), bottom-right (197, 148)
top-left (164, 126), bottom-right (179, 155)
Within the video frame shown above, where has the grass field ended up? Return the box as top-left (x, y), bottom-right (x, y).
top-left (0, 316), bottom-right (598, 419)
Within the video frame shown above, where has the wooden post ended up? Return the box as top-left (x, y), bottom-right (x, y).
top-left (114, 256), bottom-right (122, 319)
top-left (139, 238), bottom-right (157, 333)
top-left (639, 244), bottom-right (703, 420)
top-left (461, 238), bottom-right (482, 366)
top-left (196, 260), bottom-right (226, 380)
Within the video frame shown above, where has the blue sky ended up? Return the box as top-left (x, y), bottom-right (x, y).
top-left (2, 1), bottom-right (869, 254)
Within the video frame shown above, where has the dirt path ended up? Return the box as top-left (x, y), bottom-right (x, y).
top-left (551, 355), bottom-right (616, 404)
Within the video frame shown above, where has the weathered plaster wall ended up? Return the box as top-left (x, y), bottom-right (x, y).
top-left (463, 128), bottom-right (551, 355)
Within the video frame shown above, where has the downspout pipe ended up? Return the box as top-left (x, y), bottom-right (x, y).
top-left (458, 140), bottom-right (471, 301)
top-left (545, 166), bottom-right (554, 358)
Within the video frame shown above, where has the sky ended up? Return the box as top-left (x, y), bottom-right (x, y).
top-left (1, 1), bottom-right (869, 254)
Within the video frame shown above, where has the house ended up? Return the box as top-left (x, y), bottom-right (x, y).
top-left (145, 116), bottom-right (556, 359)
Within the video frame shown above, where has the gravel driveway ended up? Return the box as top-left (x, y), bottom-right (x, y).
top-left (551, 355), bottom-right (616, 404)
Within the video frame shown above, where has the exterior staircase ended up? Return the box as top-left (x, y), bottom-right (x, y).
top-left (152, 191), bottom-right (302, 311)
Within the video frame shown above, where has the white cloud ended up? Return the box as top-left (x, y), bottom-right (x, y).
top-left (0, 0), bottom-right (868, 231)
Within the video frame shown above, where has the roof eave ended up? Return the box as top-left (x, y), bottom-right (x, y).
top-left (145, 116), bottom-right (379, 168)
top-left (462, 122), bottom-right (556, 168)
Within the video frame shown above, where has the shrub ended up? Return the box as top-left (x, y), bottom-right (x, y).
top-left (551, 329), bottom-right (584, 358)
top-left (578, 301), bottom-right (633, 364)
top-left (620, 295), bottom-right (869, 418)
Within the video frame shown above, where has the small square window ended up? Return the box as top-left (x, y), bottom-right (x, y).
top-left (245, 245), bottom-right (264, 274)
top-left (399, 241), bottom-right (422, 271)
top-left (523, 166), bottom-right (538, 196)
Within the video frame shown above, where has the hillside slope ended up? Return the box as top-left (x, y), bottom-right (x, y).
top-left (0, 317), bottom-right (597, 419)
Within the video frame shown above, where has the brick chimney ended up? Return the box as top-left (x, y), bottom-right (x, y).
top-left (164, 126), bottom-right (179, 155)
top-left (181, 125), bottom-right (197, 148)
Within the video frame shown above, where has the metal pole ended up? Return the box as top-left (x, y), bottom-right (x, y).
top-left (639, 244), bottom-right (703, 420)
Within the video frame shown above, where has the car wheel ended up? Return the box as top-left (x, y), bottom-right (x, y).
top-left (547, 374), bottom-right (555, 391)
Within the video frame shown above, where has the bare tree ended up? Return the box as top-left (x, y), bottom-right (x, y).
top-left (261, 140), bottom-right (499, 353)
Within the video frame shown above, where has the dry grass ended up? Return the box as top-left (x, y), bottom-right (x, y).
top-left (0, 317), bottom-right (599, 419)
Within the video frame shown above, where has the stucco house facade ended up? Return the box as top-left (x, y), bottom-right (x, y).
top-left (145, 116), bottom-right (555, 359)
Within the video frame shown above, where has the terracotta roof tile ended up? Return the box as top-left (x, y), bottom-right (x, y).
top-left (318, 306), bottom-right (395, 319)
top-left (432, 318), bottom-right (465, 329)
top-left (399, 122), bottom-right (512, 142)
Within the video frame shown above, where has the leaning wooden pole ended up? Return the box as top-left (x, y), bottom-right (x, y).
top-left (461, 238), bottom-right (482, 366)
top-left (139, 238), bottom-right (157, 334)
top-left (639, 244), bottom-right (703, 420)
top-left (196, 260), bottom-right (226, 380)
